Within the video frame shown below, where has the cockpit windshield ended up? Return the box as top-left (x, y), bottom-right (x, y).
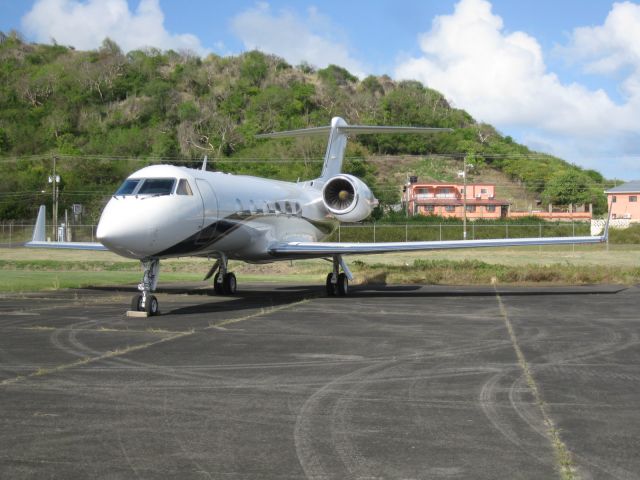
top-left (115, 179), bottom-right (141, 195)
top-left (114, 178), bottom-right (176, 196)
top-left (137, 178), bottom-right (176, 195)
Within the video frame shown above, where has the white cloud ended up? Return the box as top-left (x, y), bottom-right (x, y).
top-left (22, 0), bottom-right (207, 54)
top-left (230, 3), bottom-right (367, 78)
top-left (394, 0), bottom-right (640, 178)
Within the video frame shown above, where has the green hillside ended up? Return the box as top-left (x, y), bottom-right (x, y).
top-left (0, 32), bottom-right (607, 221)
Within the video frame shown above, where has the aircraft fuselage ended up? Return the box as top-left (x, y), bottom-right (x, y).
top-left (96, 164), bottom-right (335, 262)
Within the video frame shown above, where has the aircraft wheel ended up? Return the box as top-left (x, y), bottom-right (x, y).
top-left (131, 294), bottom-right (143, 311)
top-left (326, 273), bottom-right (336, 296)
top-left (223, 272), bottom-right (237, 295)
top-left (213, 272), bottom-right (224, 294)
top-left (145, 295), bottom-right (159, 316)
top-left (337, 273), bottom-right (348, 297)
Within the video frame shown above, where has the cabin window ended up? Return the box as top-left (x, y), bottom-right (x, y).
top-left (176, 179), bottom-right (193, 196)
top-left (465, 205), bottom-right (476, 213)
top-left (137, 178), bottom-right (176, 196)
top-left (630, 196), bottom-right (637, 202)
top-left (424, 205), bottom-right (434, 213)
top-left (445, 205), bottom-right (456, 212)
top-left (285, 202), bottom-right (292, 214)
top-left (612, 196), bottom-right (617, 203)
top-left (115, 179), bottom-right (141, 195)
top-left (481, 188), bottom-right (488, 194)
top-left (486, 205), bottom-right (496, 213)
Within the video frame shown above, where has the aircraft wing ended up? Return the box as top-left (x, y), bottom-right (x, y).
top-left (269, 234), bottom-right (606, 257)
top-left (23, 205), bottom-right (107, 251)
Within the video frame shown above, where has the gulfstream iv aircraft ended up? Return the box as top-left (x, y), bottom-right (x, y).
top-left (26, 117), bottom-right (608, 315)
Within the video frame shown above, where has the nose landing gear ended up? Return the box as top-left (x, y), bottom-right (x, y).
top-left (326, 255), bottom-right (352, 297)
top-left (130, 258), bottom-right (160, 316)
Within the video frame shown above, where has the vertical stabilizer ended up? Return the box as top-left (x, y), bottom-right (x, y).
top-left (32, 205), bottom-right (46, 242)
top-left (320, 117), bottom-right (349, 180)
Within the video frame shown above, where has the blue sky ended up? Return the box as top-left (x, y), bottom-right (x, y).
top-left (2, 0), bottom-right (639, 180)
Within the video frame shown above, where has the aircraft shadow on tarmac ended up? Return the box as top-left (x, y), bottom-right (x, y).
top-left (86, 283), bottom-right (626, 316)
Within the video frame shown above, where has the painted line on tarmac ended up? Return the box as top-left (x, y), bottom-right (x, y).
top-left (0, 298), bottom-right (310, 387)
top-left (493, 282), bottom-right (580, 480)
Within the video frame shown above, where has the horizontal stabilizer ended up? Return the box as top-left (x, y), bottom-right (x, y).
top-left (256, 124), bottom-right (452, 139)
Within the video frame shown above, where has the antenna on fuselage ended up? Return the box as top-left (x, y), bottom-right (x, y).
top-left (201, 155), bottom-right (208, 171)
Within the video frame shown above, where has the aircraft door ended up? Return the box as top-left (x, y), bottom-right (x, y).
top-left (195, 179), bottom-right (218, 228)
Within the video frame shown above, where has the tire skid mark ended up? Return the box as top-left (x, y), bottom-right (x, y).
top-left (1, 299), bottom-right (308, 388)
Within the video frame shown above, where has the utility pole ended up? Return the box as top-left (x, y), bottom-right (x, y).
top-left (49, 156), bottom-right (60, 240)
top-left (462, 156), bottom-right (467, 240)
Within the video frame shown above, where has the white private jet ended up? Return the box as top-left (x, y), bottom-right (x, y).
top-left (26, 117), bottom-right (608, 315)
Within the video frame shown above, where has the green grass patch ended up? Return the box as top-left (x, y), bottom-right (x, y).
top-left (0, 270), bottom-right (202, 292)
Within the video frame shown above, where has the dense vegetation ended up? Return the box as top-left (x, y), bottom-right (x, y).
top-left (0, 32), bottom-right (608, 221)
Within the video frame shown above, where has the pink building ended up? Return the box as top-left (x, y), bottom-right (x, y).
top-left (605, 181), bottom-right (640, 220)
top-left (403, 180), bottom-right (509, 219)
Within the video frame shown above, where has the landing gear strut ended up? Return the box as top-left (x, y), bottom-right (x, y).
top-left (326, 255), bottom-right (352, 297)
top-left (131, 258), bottom-right (160, 316)
top-left (211, 254), bottom-right (237, 295)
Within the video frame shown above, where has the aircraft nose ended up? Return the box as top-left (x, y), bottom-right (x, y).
top-left (96, 200), bottom-right (151, 258)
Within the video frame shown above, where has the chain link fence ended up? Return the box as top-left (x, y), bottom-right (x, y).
top-left (326, 222), bottom-right (590, 243)
top-left (0, 223), bottom-right (98, 246)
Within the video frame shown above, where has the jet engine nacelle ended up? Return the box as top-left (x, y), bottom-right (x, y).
top-left (322, 174), bottom-right (377, 222)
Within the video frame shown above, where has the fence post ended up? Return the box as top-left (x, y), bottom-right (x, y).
top-left (472, 223), bottom-right (475, 240)
top-left (373, 222), bottom-right (376, 243)
top-left (9, 222), bottom-right (12, 246)
top-left (439, 223), bottom-right (442, 241)
top-left (405, 223), bottom-right (408, 242)
top-left (91, 225), bottom-right (94, 243)
top-left (539, 223), bottom-right (542, 253)
top-left (338, 223), bottom-right (341, 242)
top-left (572, 221), bottom-right (575, 253)
top-left (506, 224), bottom-right (509, 239)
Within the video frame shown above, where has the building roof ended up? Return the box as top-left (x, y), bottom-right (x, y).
top-left (605, 180), bottom-right (640, 194)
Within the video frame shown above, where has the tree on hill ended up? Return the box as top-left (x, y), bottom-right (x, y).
top-left (0, 35), bottom-right (609, 220)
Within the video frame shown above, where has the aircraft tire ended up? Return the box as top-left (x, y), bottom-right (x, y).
top-left (337, 273), bottom-right (348, 296)
top-left (224, 272), bottom-right (237, 295)
top-left (213, 272), bottom-right (224, 294)
top-left (145, 295), bottom-right (159, 316)
top-left (326, 273), bottom-right (336, 296)
top-left (131, 294), bottom-right (143, 311)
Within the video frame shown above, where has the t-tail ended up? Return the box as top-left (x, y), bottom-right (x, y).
top-left (256, 116), bottom-right (452, 180)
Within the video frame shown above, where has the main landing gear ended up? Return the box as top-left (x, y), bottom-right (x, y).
top-left (210, 254), bottom-right (237, 295)
top-left (131, 258), bottom-right (160, 316)
top-left (326, 254), bottom-right (353, 297)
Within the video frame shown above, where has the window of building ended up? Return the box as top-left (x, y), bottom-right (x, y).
top-left (630, 196), bottom-right (638, 202)
top-left (612, 196), bottom-right (617, 203)
top-left (465, 205), bottom-right (476, 213)
top-left (424, 205), bottom-right (434, 213)
top-left (445, 205), bottom-right (456, 212)
top-left (486, 205), bottom-right (496, 213)
top-left (176, 179), bottom-right (193, 196)
top-left (481, 188), bottom-right (488, 194)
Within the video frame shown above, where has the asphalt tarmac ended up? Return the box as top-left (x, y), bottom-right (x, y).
top-left (0, 282), bottom-right (638, 479)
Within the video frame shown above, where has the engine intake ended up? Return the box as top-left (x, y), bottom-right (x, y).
top-left (322, 174), bottom-right (376, 222)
